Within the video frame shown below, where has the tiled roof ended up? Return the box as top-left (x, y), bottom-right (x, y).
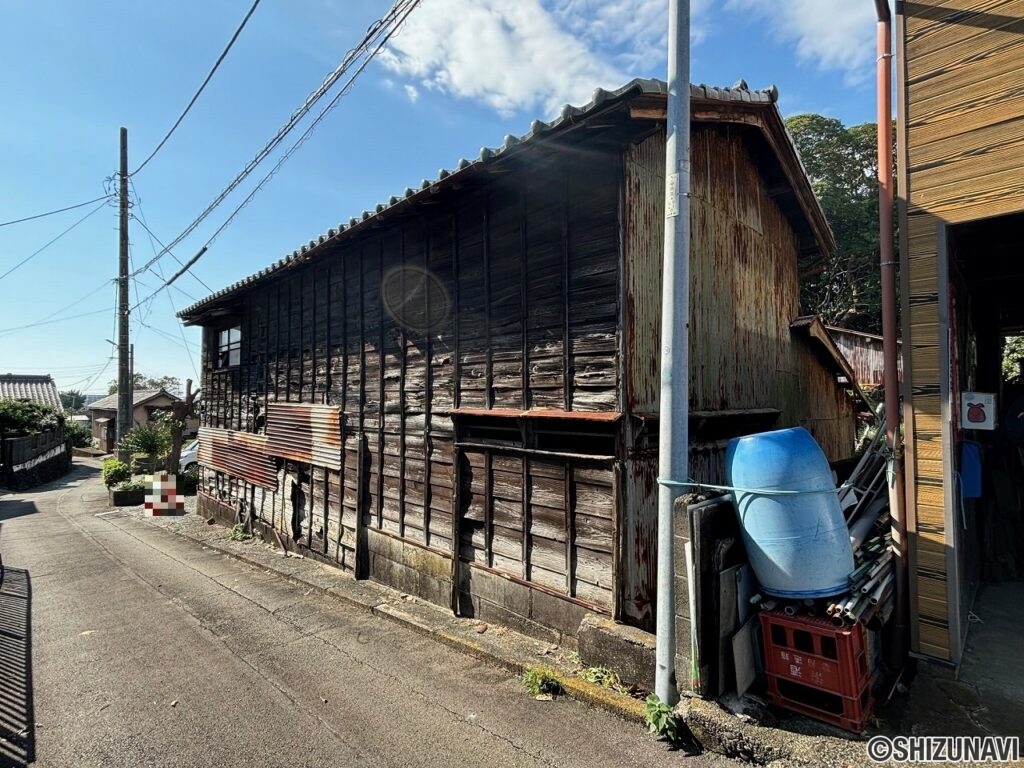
top-left (180, 77), bottom-right (822, 320)
top-left (86, 388), bottom-right (178, 412)
top-left (0, 374), bottom-right (64, 412)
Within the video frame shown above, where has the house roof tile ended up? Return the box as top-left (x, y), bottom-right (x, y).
top-left (0, 374), bottom-right (64, 412)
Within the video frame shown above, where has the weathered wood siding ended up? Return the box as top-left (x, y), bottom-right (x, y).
top-left (198, 142), bottom-right (623, 618)
top-left (899, 0), bottom-right (1024, 661)
top-left (625, 125), bottom-right (852, 446)
top-left (620, 124), bottom-right (857, 627)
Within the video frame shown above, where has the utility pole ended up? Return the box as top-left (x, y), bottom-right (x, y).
top-left (117, 127), bottom-right (131, 461)
top-left (655, 0), bottom-right (691, 706)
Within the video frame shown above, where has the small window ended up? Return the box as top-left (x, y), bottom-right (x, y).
top-left (217, 327), bottom-right (241, 368)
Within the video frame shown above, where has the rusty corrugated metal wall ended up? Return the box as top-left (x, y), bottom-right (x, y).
top-left (828, 329), bottom-right (900, 389)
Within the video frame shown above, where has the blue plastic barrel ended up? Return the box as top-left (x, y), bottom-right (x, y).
top-left (725, 427), bottom-right (854, 598)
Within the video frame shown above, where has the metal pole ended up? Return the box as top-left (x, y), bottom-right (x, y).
top-left (117, 127), bottom-right (131, 461)
top-left (655, 0), bottom-right (690, 705)
top-left (874, 0), bottom-right (909, 669)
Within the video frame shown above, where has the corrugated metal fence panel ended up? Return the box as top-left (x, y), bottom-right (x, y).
top-left (265, 402), bottom-right (343, 470)
top-left (198, 427), bottom-right (277, 489)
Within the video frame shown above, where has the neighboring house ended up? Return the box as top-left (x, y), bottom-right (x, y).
top-left (0, 373), bottom-right (64, 413)
top-left (179, 79), bottom-right (861, 641)
top-left (897, 3), bottom-right (1024, 663)
top-left (87, 389), bottom-right (180, 452)
top-left (826, 326), bottom-right (903, 390)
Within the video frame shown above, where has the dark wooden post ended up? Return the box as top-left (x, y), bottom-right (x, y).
top-left (167, 379), bottom-right (199, 475)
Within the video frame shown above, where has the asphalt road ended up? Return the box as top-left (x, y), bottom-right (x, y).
top-left (0, 461), bottom-right (734, 768)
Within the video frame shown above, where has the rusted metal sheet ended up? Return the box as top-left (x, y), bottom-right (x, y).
top-left (826, 325), bottom-right (902, 389)
top-left (198, 427), bottom-right (277, 490)
top-left (265, 402), bottom-right (343, 470)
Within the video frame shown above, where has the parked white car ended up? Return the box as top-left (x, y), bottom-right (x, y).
top-left (180, 439), bottom-right (199, 472)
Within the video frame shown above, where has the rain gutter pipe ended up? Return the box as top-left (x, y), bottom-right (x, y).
top-left (655, 0), bottom-right (690, 705)
top-left (874, 0), bottom-right (909, 668)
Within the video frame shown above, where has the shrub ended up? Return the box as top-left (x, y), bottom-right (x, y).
top-left (0, 398), bottom-right (60, 434)
top-left (101, 458), bottom-right (131, 487)
top-left (116, 479), bottom-right (149, 492)
top-left (117, 423), bottom-right (171, 468)
top-left (65, 421), bottom-right (92, 448)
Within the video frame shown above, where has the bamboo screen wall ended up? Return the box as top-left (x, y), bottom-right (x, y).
top-left (900, 0), bottom-right (1024, 661)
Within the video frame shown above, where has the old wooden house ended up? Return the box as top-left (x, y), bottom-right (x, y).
top-left (897, 2), bottom-right (1024, 664)
top-left (180, 79), bottom-right (860, 640)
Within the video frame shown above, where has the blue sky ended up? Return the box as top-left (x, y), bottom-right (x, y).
top-left (0, 0), bottom-right (885, 395)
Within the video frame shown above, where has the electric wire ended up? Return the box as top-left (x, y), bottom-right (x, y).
top-left (131, 0), bottom-right (263, 176)
top-left (0, 279), bottom-right (116, 340)
top-left (0, 194), bottom-right (114, 228)
top-left (0, 308), bottom-right (109, 334)
top-left (202, 0), bottom-right (422, 252)
top-left (130, 0), bottom-right (418, 281)
top-left (129, 190), bottom-right (212, 293)
top-left (75, 354), bottom-right (116, 393)
top-left (131, 0), bottom-right (422, 312)
top-left (0, 201), bottom-right (109, 282)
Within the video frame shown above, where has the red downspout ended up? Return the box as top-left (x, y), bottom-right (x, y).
top-left (874, 0), bottom-right (909, 667)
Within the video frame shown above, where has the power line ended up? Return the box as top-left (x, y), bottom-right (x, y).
top-left (0, 194), bottom-right (113, 228)
top-left (0, 308), bottom-right (109, 334)
top-left (129, 196), bottom-right (212, 292)
top-left (203, 1), bottom-right (421, 251)
top-left (132, 0), bottom-right (422, 311)
top-left (0, 201), bottom-right (109, 282)
top-left (74, 355), bottom-right (116, 393)
top-left (131, 0), bottom-right (263, 176)
top-left (131, 0), bottom-right (418, 281)
top-left (0, 279), bottom-right (113, 341)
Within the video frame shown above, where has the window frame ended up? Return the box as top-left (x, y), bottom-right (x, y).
top-left (214, 325), bottom-right (241, 369)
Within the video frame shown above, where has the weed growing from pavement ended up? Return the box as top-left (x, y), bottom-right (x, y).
top-left (644, 694), bottom-right (682, 743)
top-left (578, 666), bottom-right (627, 693)
top-left (226, 523), bottom-right (253, 542)
top-left (522, 667), bottom-right (563, 697)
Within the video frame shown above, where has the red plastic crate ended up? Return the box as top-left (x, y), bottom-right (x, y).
top-left (759, 610), bottom-right (874, 732)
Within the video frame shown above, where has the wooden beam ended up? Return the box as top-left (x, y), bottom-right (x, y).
top-left (630, 106), bottom-right (667, 120)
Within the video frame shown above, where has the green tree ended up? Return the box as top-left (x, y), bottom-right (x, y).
top-left (117, 422), bottom-right (171, 472)
top-left (1002, 336), bottom-right (1024, 381)
top-left (108, 373), bottom-right (181, 396)
top-left (60, 389), bottom-right (86, 411)
top-left (785, 114), bottom-right (892, 334)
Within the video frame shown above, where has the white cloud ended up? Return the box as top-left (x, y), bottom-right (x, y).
top-left (376, 0), bottom-right (719, 117)
top-left (404, 83), bottom-right (419, 102)
top-left (726, 0), bottom-right (878, 84)
top-left (554, 0), bottom-right (713, 71)
top-left (379, 0), bottom-right (626, 117)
